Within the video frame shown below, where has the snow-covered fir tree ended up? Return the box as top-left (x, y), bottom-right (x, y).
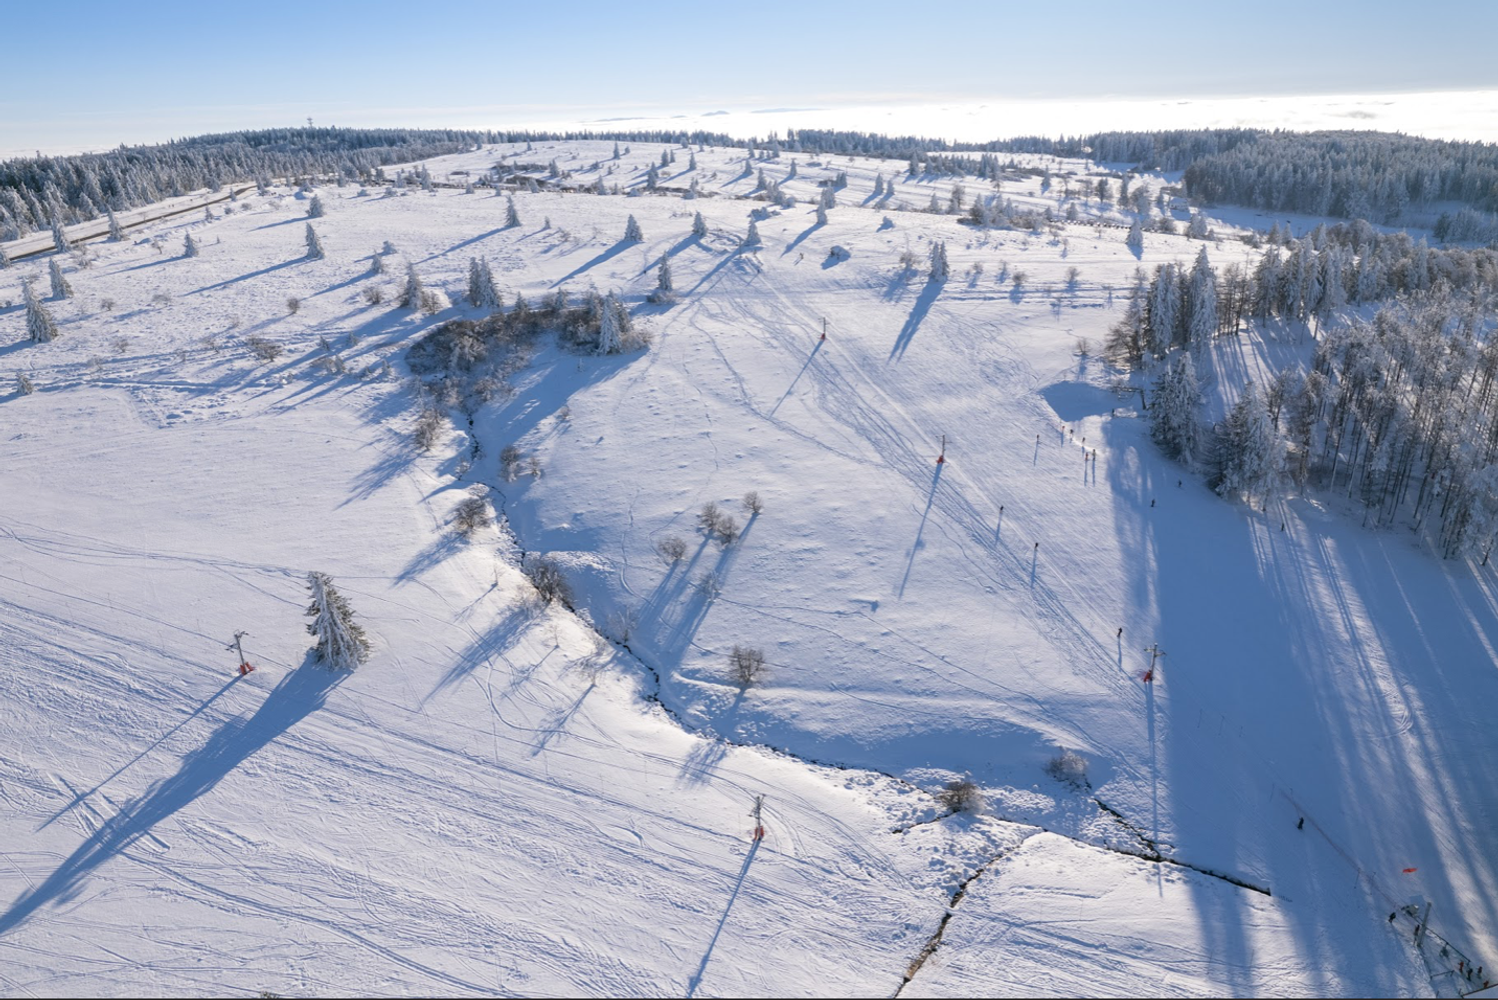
top-left (48, 258), bottom-right (72, 298)
top-left (692, 212), bottom-right (707, 238)
top-left (623, 215), bottom-right (643, 242)
top-left (929, 241), bottom-right (950, 281)
top-left (1185, 248), bottom-right (1217, 350)
top-left (182, 231), bottom-right (200, 258)
top-left (1126, 217), bottom-right (1145, 254)
top-left (1146, 263), bottom-right (1181, 356)
top-left (0, 243), bottom-right (10, 269)
top-left (505, 195), bottom-right (521, 228)
top-left (304, 571), bottom-right (371, 670)
top-left (597, 292), bottom-right (623, 355)
top-left (743, 219), bottom-right (761, 247)
top-left (1186, 213), bottom-right (1210, 239)
top-left (306, 195), bottom-right (325, 219)
top-left (23, 279), bottom-right (58, 342)
top-left (50, 217), bottom-right (70, 253)
top-left (1150, 353), bottom-right (1204, 465)
top-left (467, 257), bottom-right (500, 309)
top-left (305, 223), bottom-right (324, 260)
top-left (1212, 383), bottom-right (1277, 500)
top-left (1105, 269), bottom-right (1150, 366)
top-left (399, 263), bottom-right (424, 309)
top-left (815, 201), bottom-right (828, 226)
top-left (106, 208), bottom-right (123, 241)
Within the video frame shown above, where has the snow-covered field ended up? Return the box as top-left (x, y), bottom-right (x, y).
top-left (0, 139), bottom-right (1491, 997)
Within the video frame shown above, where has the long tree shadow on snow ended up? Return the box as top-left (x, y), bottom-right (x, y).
top-left (0, 664), bottom-right (344, 939)
top-left (1103, 413), bottom-right (1498, 993)
top-left (551, 240), bottom-right (638, 287)
top-left (889, 279), bottom-right (943, 360)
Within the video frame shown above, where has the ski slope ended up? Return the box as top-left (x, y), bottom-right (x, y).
top-left (0, 138), bottom-right (1489, 997)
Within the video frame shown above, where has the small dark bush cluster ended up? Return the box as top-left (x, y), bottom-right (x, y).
top-left (728, 644), bottom-right (765, 687)
top-left (1044, 749), bottom-right (1089, 790)
top-left (452, 489), bottom-right (491, 537)
top-left (246, 336), bottom-right (284, 362)
top-left (526, 557), bottom-right (572, 605)
top-left (937, 777), bottom-right (984, 813)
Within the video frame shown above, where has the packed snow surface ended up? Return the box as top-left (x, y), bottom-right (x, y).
top-left (0, 139), bottom-right (1491, 997)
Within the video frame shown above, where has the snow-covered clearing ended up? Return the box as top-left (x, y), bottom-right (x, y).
top-left (0, 138), bottom-right (1490, 997)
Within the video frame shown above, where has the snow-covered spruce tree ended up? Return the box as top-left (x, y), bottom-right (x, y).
top-left (304, 571), bottom-right (371, 669)
top-left (0, 243), bottom-right (10, 269)
top-left (467, 257), bottom-right (501, 309)
top-left (106, 208), bottom-right (124, 242)
top-left (505, 195), bottom-right (521, 228)
top-left (398, 263), bottom-right (424, 309)
top-left (691, 211), bottom-right (707, 238)
top-left (1104, 269), bottom-right (1149, 367)
top-left (743, 219), bottom-right (761, 247)
top-left (1126, 217), bottom-right (1145, 254)
top-left (647, 256), bottom-right (675, 304)
top-left (929, 240), bottom-right (950, 282)
top-left (48, 258), bottom-right (72, 299)
top-left (1150, 353), bottom-right (1204, 465)
top-left (24, 280), bottom-right (59, 343)
top-left (16, 373), bottom-right (35, 395)
top-left (623, 214), bottom-right (643, 242)
top-left (306, 194), bottom-right (325, 218)
top-left (1146, 263), bottom-right (1181, 356)
top-left (305, 223), bottom-right (324, 260)
top-left (815, 201), bottom-right (828, 226)
top-left (597, 292), bottom-right (624, 354)
top-left (1185, 247), bottom-right (1217, 352)
top-left (1212, 382), bottom-right (1277, 501)
top-left (51, 217), bottom-right (70, 253)
top-left (182, 231), bottom-right (200, 258)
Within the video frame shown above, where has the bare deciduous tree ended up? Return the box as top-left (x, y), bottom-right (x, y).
top-left (728, 644), bottom-right (765, 687)
top-left (657, 535), bottom-right (688, 563)
top-left (526, 557), bottom-right (572, 605)
top-left (937, 777), bottom-right (983, 813)
top-left (741, 491), bottom-right (764, 515)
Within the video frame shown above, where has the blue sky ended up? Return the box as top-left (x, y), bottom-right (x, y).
top-left (4, 0), bottom-right (1496, 155)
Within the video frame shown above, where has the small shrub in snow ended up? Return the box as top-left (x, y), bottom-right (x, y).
top-left (712, 511), bottom-right (740, 545)
top-left (16, 373), bottom-right (35, 395)
top-left (246, 336), bottom-right (284, 362)
top-left (657, 535), bottom-right (688, 563)
top-left (1044, 749), bottom-right (1089, 789)
top-left (696, 501), bottom-right (721, 532)
top-left (419, 289), bottom-right (444, 315)
top-left (728, 644), bottom-right (766, 688)
top-left (695, 570), bottom-right (722, 599)
top-left (525, 558), bottom-right (572, 605)
top-left (607, 607), bottom-right (639, 643)
top-left (742, 491), bottom-right (764, 515)
top-left (937, 777), bottom-right (984, 813)
top-left (413, 407), bottom-right (445, 451)
top-left (286, 296), bottom-right (301, 314)
top-left (363, 285), bottom-right (384, 305)
top-left (452, 492), bottom-right (491, 538)
top-left (500, 445), bottom-right (523, 481)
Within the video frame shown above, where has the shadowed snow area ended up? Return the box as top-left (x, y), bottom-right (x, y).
top-left (0, 138), bottom-right (1488, 996)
